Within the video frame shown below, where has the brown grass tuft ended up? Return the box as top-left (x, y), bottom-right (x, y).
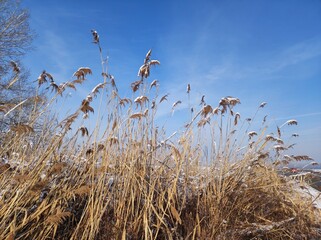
top-left (1, 31), bottom-right (319, 240)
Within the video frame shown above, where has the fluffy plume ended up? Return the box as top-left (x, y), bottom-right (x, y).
top-left (234, 112), bottom-right (241, 125)
top-left (37, 72), bottom-right (46, 86)
top-left (200, 95), bottom-right (206, 106)
top-left (262, 115), bottom-right (268, 124)
top-left (276, 138), bottom-right (284, 144)
top-left (83, 113), bottom-right (89, 119)
top-left (37, 70), bottom-right (53, 86)
top-left (83, 95), bottom-right (91, 103)
top-left (273, 145), bottom-right (287, 151)
top-left (131, 80), bottom-right (143, 92)
top-left (287, 143), bottom-right (296, 149)
top-left (159, 94), bottom-right (169, 103)
top-left (91, 83), bottom-right (106, 96)
top-left (80, 100), bottom-right (94, 114)
top-left (201, 105), bottom-right (213, 118)
top-left (73, 67), bottom-right (92, 80)
top-left (277, 126), bottom-right (281, 138)
top-left (110, 75), bottom-right (118, 91)
top-left (280, 119), bottom-right (298, 129)
top-left (48, 82), bottom-right (66, 95)
top-left (149, 60), bottom-right (160, 66)
top-left (291, 155), bottom-right (313, 161)
top-left (219, 96), bottom-right (240, 107)
top-left (79, 126), bottom-right (89, 137)
top-left (65, 82), bottom-right (76, 90)
top-left (213, 107), bottom-right (220, 115)
top-left (284, 155), bottom-right (294, 161)
top-left (130, 112), bottom-right (145, 119)
top-left (265, 135), bottom-right (277, 142)
top-left (150, 80), bottom-right (158, 89)
top-left (219, 96), bottom-right (240, 113)
top-left (119, 98), bottom-right (132, 108)
top-left (151, 101), bottom-right (156, 109)
top-left (91, 29), bottom-right (99, 43)
top-left (172, 100), bottom-right (182, 109)
top-left (259, 102), bottom-right (267, 108)
top-left (119, 98), bottom-right (132, 107)
top-left (138, 64), bottom-right (150, 78)
top-left (227, 97), bottom-right (241, 106)
top-left (248, 131), bottom-right (257, 139)
top-left (60, 112), bottom-right (79, 130)
top-left (145, 49), bottom-right (152, 62)
top-left (134, 96), bottom-right (149, 107)
top-left (187, 84), bottom-right (191, 94)
top-left (285, 119), bottom-right (298, 126)
top-left (197, 117), bottom-right (211, 127)
top-left (44, 71), bottom-right (53, 81)
top-left (138, 49), bottom-right (160, 78)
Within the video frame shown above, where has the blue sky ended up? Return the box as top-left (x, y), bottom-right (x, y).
top-left (21, 0), bottom-right (321, 163)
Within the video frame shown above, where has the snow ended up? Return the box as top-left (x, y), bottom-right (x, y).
top-left (292, 181), bottom-right (321, 210)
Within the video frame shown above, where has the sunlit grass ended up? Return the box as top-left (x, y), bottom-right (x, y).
top-left (0, 30), bottom-right (320, 240)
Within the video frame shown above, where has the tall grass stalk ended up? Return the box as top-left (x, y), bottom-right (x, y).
top-left (0, 31), bottom-right (320, 240)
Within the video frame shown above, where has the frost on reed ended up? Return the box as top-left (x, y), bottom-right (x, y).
top-left (0, 30), bottom-right (320, 240)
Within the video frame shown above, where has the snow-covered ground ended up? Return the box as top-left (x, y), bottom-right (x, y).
top-left (310, 169), bottom-right (321, 173)
top-left (291, 180), bottom-right (321, 210)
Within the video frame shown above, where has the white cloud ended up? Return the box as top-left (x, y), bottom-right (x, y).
top-left (276, 37), bottom-right (321, 69)
top-left (274, 112), bottom-right (321, 121)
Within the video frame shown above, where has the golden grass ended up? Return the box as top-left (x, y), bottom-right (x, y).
top-left (0, 31), bottom-right (320, 240)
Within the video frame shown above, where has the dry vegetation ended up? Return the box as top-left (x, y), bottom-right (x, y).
top-left (0, 30), bottom-right (320, 240)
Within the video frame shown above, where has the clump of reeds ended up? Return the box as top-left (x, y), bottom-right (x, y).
top-left (0, 30), bottom-right (320, 240)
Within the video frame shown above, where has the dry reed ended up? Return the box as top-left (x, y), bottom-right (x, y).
top-left (0, 30), bottom-right (320, 240)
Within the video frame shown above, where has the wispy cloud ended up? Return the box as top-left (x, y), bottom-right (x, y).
top-left (204, 36), bottom-right (321, 82)
top-left (274, 112), bottom-right (321, 121)
top-left (276, 37), bottom-right (321, 69)
top-left (40, 30), bottom-right (74, 79)
top-left (155, 34), bottom-right (321, 130)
